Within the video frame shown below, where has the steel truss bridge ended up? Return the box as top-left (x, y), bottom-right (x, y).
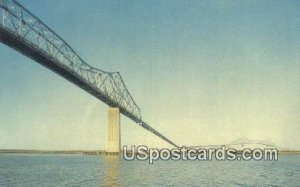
top-left (0, 0), bottom-right (178, 148)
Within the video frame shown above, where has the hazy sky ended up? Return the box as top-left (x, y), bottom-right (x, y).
top-left (0, 0), bottom-right (299, 150)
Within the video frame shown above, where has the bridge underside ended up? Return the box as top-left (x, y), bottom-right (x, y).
top-left (0, 26), bottom-right (140, 123)
top-left (0, 21), bottom-right (178, 148)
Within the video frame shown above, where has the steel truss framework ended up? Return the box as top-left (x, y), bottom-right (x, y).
top-left (0, 0), bottom-right (178, 148)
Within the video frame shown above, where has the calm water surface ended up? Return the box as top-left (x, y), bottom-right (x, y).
top-left (0, 154), bottom-right (299, 186)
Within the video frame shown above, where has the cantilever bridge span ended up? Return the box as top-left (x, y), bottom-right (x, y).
top-left (0, 0), bottom-right (178, 149)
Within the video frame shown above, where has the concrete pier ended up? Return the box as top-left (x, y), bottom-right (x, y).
top-left (106, 107), bottom-right (120, 155)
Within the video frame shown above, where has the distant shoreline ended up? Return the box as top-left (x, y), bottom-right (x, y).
top-left (0, 149), bottom-right (105, 155)
top-left (0, 149), bottom-right (300, 155)
top-left (278, 150), bottom-right (300, 155)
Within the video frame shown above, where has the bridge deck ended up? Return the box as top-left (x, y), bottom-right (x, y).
top-left (0, 0), bottom-right (179, 148)
top-left (0, 26), bottom-right (178, 148)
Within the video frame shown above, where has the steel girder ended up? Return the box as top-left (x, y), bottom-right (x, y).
top-left (0, 0), bottom-right (178, 148)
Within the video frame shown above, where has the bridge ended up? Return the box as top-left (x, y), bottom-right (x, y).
top-left (0, 0), bottom-right (179, 153)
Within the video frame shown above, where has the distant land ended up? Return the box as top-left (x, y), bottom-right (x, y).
top-left (0, 149), bottom-right (299, 155)
top-left (0, 150), bottom-right (300, 155)
top-left (0, 136), bottom-right (299, 155)
top-left (0, 149), bottom-right (105, 155)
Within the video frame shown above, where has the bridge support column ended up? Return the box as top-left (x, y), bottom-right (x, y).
top-left (106, 107), bottom-right (120, 155)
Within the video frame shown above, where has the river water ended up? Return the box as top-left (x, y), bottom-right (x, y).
top-left (0, 154), bottom-right (299, 186)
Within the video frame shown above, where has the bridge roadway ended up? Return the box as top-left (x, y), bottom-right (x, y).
top-left (0, 0), bottom-right (178, 148)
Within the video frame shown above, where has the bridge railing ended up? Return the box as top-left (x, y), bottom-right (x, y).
top-left (0, 0), bottom-right (142, 120)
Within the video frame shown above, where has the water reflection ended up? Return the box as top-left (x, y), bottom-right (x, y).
top-left (104, 155), bottom-right (121, 186)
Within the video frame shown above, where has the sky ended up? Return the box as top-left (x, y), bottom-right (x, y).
top-left (0, 0), bottom-right (299, 150)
